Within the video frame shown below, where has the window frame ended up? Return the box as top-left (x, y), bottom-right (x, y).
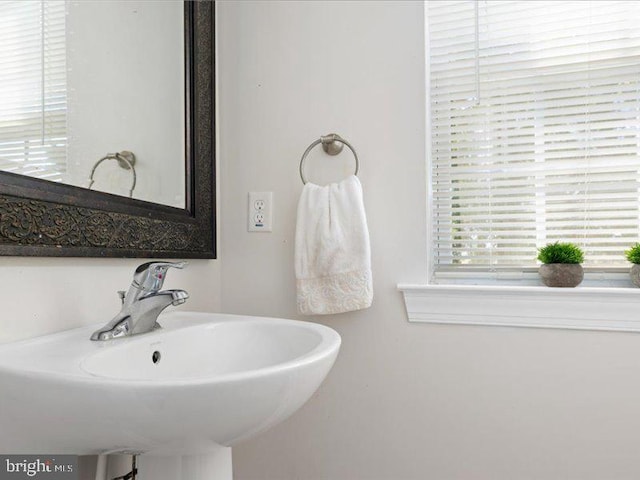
top-left (400, 1), bottom-right (640, 333)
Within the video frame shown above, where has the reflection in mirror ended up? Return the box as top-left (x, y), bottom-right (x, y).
top-left (0, 0), bottom-right (185, 208)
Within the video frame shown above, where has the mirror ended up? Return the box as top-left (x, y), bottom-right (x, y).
top-left (0, 1), bottom-right (215, 258)
top-left (0, 1), bottom-right (186, 208)
top-left (67, 1), bottom-right (186, 207)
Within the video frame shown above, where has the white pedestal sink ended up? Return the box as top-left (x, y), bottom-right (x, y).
top-left (0, 312), bottom-right (341, 479)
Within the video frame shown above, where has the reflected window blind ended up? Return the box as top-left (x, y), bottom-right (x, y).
top-left (428, 0), bottom-right (640, 270)
top-left (0, 1), bottom-right (66, 181)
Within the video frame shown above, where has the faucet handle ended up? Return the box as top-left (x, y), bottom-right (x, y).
top-left (132, 261), bottom-right (187, 293)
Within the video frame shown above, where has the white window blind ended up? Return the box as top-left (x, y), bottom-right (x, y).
top-left (0, 0), bottom-right (67, 181)
top-left (428, 0), bottom-right (640, 271)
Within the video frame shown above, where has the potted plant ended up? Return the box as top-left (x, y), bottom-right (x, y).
top-left (537, 242), bottom-right (584, 287)
top-left (625, 243), bottom-right (640, 287)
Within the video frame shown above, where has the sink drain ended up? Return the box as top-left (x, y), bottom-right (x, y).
top-left (151, 351), bottom-right (161, 364)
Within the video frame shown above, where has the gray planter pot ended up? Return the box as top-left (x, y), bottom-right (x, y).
top-left (539, 264), bottom-right (584, 287)
top-left (630, 264), bottom-right (640, 287)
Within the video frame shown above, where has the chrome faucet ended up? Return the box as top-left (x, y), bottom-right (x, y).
top-left (90, 261), bottom-right (189, 341)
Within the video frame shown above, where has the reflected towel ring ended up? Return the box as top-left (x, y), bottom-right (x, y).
top-left (88, 151), bottom-right (137, 198)
top-left (299, 134), bottom-right (359, 185)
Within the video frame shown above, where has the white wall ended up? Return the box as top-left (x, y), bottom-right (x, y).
top-left (218, 2), bottom-right (640, 479)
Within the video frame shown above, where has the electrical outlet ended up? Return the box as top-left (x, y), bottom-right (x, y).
top-left (248, 192), bottom-right (273, 232)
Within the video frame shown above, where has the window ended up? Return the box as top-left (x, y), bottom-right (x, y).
top-left (428, 0), bottom-right (640, 276)
top-left (0, 1), bottom-right (67, 181)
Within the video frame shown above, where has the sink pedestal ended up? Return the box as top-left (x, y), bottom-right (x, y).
top-left (107, 449), bottom-right (232, 480)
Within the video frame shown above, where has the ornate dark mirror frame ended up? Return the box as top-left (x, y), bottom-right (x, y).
top-left (0, 1), bottom-right (215, 259)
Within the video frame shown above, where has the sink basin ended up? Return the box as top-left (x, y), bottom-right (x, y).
top-left (0, 312), bottom-right (340, 455)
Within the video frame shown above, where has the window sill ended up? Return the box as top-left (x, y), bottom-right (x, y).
top-left (398, 284), bottom-right (640, 333)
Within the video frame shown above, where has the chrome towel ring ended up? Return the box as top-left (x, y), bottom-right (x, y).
top-left (299, 133), bottom-right (359, 185)
top-left (88, 150), bottom-right (137, 198)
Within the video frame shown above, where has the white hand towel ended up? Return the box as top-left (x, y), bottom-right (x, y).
top-left (295, 175), bottom-right (373, 315)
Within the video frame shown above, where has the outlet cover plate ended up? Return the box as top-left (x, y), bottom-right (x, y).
top-left (248, 192), bottom-right (273, 232)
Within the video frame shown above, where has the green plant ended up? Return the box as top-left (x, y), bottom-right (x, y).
top-left (537, 242), bottom-right (584, 264)
top-left (625, 243), bottom-right (640, 264)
